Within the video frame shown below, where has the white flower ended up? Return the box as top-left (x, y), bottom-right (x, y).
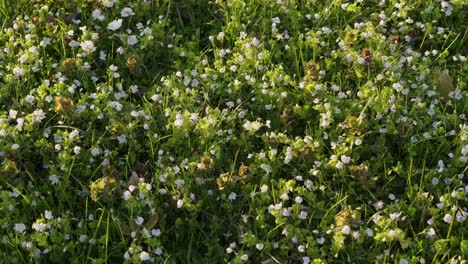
top-left (14, 223), bottom-right (26, 233)
top-left (45, 210), bottom-right (53, 220)
top-left (32, 222), bottom-right (47, 232)
top-left (11, 144), bottom-right (20, 150)
top-left (139, 251), bottom-right (150, 261)
top-left (117, 134), bottom-right (126, 144)
top-left (32, 109), bottom-right (46, 123)
top-left (177, 199), bottom-right (183, 208)
top-left (228, 192), bottom-right (237, 201)
top-left (121, 7), bottom-right (135, 17)
top-left (80, 40), bottom-right (96, 53)
top-left (49, 174), bottom-right (59, 185)
top-left (443, 213), bottom-right (452, 224)
top-left (25, 95), bottom-right (35, 104)
top-left (13, 66), bottom-right (26, 77)
top-left (340, 155), bottom-right (351, 164)
top-left (260, 164), bottom-right (271, 173)
top-left (399, 259), bottom-right (409, 264)
top-left (101, 0), bottom-right (115, 8)
top-left (135, 216), bottom-right (144, 225)
top-left (298, 211), bottom-right (308, 220)
top-left (456, 211), bottom-right (466, 223)
top-left (107, 19), bottom-right (123, 31)
top-left (73, 146), bottom-right (81, 154)
top-left (92, 9), bottom-right (105, 21)
top-left (341, 225), bottom-right (351, 235)
top-left (123, 191), bottom-right (131, 200)
top-left (127, 35), bottom-right (138, 46)
top-left (255, 243), bottom-right (264, 250)
top-left (155, 248), bottom-right (162, 255)
top-left (91, 148), bottom-right (100, 156)
top-left (151, 229), bottom-right (161, 237)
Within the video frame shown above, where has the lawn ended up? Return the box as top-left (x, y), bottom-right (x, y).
top-left (0, 0), bottom-right (467, 263)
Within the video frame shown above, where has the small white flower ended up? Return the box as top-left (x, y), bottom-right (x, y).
top-left (256, 243), bottom-right (264, 250)
top-left (117, 134), bottom-right (126, 144)
top-left (228, 192), bottom-right (237, 201)
top-left (80, 40), bottom-right (96, 53)
top-left (298, 211), bottom-right (308, 220)
top-left (135, 216), bottom-right (144, 225)
top-left (107, 19), bottom-right (123, 31)
top-left (49, 175), bottom-right (59, 185)
top-left (139, 251), bottom-right (150, 261)
top-left (91, 148), bottom-right (100, 156)
top-left (44, 210), bottom-right (53, 220)
top-left (73, 146), bottom-right (81, 154)
top-left (443, 213), bottom-right (452, 224)
top-left (341, 225), bottom-right (351, 235)
top-left (151, 229), bottom-right (161, 237)
top-left (177, 199), bottom-right (183, 208)
top-left (340, 155), bottom-right (351, 164)
top-left (127, 35), bottom-right (138, 46)
top-left (11, 144), bottom-right (20, 150)
top-left (123, 190), bottom-right (131, 200)
top-left (32, 222), bottom-right (47, 232)
top-left (13, 66), bottom-right (25, 77)
top-left (121, 7), bottom-right (135, 17)
top-left (399, 259), bottom-right (409, 264)
top-left (92, 9), bottom-right (105, 21)
top-left (14, 223), bottom-right (26, 233)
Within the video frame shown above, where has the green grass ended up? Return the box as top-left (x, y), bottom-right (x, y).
top-left (0, 0), bottom-right (467, 263)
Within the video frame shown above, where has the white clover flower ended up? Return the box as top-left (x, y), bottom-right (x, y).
top-left (107, 19), bottom-right (122, 31)
top-left (121, 7), bottom-right (135, 17)
top-left (80, 40), bottom-right (96, 53)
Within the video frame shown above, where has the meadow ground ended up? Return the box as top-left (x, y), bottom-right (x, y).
top-left (0, 0), bottom-right (467, 263)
